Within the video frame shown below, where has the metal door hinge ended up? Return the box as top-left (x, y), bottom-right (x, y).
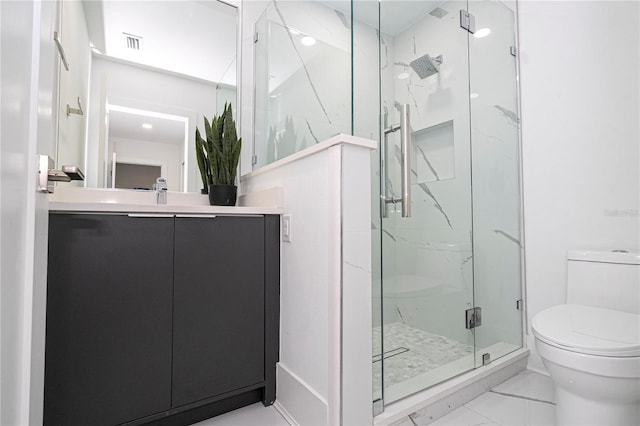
top-left (516, 299), bottom-right (523, 310)
top-left (460, 10), bottom-right (476, 34)
top-left (254, 32), bottom-right (259, 43)
top-left (373, 399), bottom-right (383, 416)
top-left (510, 46), bottom-right (518, 57)
top-left (465, 307), bottom-right (482, 329)
top-left (482, 353), bottom-right (491, 365)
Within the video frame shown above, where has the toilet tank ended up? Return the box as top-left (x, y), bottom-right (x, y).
top-left (567, 250), bottom-right (640, 314)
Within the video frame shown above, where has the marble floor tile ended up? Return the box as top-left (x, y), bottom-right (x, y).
top-left (426, 405), bottom-right (499, 426)
top-left (491, 370), bottom-right (555, 404)
top-left (390, 415), bottom-right (418, 426)
top-left (193, 403), bottom-right (289, 426)
top-left (464, 391), bottom-right (555, 426)
top-left (390, 371), bottom-right (555, 426)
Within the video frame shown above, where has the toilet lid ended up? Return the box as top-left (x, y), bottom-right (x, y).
top-left (532, 304), bottom-right (640, 357)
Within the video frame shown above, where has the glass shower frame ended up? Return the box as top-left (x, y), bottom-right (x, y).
top-left (355, 0), bottom-right (525, 410)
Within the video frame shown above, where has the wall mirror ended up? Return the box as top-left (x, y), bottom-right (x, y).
top-left (56, 0), bottom-right (239, 192)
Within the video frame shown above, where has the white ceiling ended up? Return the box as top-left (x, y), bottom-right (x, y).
top-left (324, 0), bottom-right (446, 36)
top-left (86, 0), bottom-right (238, 84)
top-left (108, 109), bottom-right (186, 146)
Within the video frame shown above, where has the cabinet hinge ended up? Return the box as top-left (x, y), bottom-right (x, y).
top-left (460, 9), bottom-right (476, 34)
top-left (465, 307), bottom-right (482, 329)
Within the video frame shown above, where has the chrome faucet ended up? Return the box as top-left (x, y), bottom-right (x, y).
top-left (155, 177), bottom-right (167, 204)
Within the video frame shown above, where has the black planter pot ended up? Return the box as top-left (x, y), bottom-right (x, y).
top-left (208, 184), bottom-right (237, 206)
top-left (200, 187), bottom-right (208, 195)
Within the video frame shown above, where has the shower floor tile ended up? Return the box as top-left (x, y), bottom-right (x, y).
top-left (373, 322), bottom-right (474, 391)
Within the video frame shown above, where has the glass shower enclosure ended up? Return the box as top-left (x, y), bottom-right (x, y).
top-left (364, 0), bottom-right (523, 407)
top-left (252, 0), bottom-right (523, 413)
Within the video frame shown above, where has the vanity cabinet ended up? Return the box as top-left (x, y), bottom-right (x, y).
top-left (172, 216), bottom-right (265, 406)
top-left (44, 212), bottom-right (280, 426)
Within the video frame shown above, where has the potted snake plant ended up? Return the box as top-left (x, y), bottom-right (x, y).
top-left (195, 103), bottom-right (242, 205)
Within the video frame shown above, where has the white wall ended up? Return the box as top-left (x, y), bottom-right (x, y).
top-left (241, 136), bottom-right (374, 425)
top-left (518, 0), bottom-right (640, 372)
top-left (1, 1), bottom-right (58, 423)
top-left (56, 0), bottom-right (91, 185)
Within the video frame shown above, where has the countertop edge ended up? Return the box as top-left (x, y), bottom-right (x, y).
top-left (48, 202), bottom-right (283, 215)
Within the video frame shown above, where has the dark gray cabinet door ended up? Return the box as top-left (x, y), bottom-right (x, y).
top-left (44, 214), bottom-right (174, 426)
top-left (172, 216), bottom-right (265, 407)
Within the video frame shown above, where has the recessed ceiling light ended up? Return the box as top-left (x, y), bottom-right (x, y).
top-left (301, 36), bottom-right (316, 46)
top-left (470, 93), bottom-right (479, 99)
top-left (397, 72), bottom-right (410, 80)
top-left (474, 28), bottom-right (491, 38)
top-left (142, 123), bottom-right (153, 129)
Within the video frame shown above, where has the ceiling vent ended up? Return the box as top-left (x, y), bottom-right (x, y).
top-left (123, 33), bottom-right (143, 51)
top-left (429, 7), bottom-right (449, 19)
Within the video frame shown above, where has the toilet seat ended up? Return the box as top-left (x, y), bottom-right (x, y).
top-left (532, 304), bottom-right (640, 357)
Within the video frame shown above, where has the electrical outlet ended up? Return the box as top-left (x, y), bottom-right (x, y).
top-left (282, 214), bottom-right (292, 242)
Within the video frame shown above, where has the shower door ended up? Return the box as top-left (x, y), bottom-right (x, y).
top-left (467, 0), bottom-right (523, 368)
top-left (377, 0), bottom-right (476, 404)
top-left (369, 0), bottom-right (523, 407)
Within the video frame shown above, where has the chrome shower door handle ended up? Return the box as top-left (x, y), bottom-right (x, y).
top-left (380, 104), bottom-right (411, 218)
top-left (381, 131), bottom-right (388, 218)
top-left (395, 102), bottom-right (411, 218)
top-left (381, 123), bottom-right (401, 218)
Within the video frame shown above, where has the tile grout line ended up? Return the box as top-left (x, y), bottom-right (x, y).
top-left (457, 404), bottom-right (501, 425)
top-left (407, 413), bottom-right (419, 426)
top-left (488, 389), bottom-right (556, 405)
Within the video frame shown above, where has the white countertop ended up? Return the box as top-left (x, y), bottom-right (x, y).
top-left (48, 187), bottom-right (284, 215)
top-left (48, 202), bottom-right (282, 215)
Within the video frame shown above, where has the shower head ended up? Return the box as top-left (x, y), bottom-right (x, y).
top-left (410, 54), bottom-right (443, 79)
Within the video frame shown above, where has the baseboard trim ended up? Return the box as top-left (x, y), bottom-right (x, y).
top-left (276, 363), bottom-right (328, 425)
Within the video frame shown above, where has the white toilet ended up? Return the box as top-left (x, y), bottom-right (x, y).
top-left (532, 250), bottom-right (640, 426)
